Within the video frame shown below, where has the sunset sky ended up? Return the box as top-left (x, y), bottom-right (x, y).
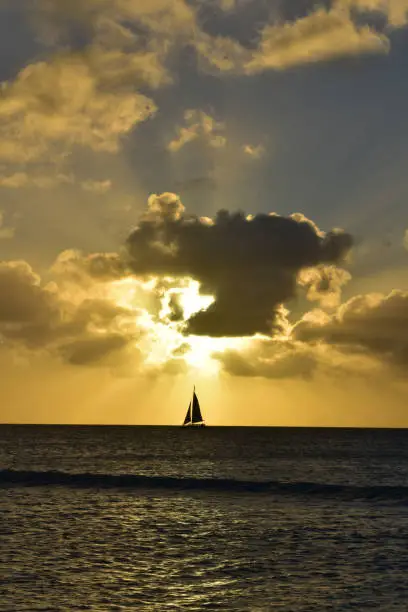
top-left (0, 0), bottom-right (408, 426)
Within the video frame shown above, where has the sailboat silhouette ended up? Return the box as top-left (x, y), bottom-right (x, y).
top-left (182, 386), bottom-right (205, 427)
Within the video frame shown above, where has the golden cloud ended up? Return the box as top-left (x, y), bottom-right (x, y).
top-left (295, 290), bottom-right (408, 368)
top-left (167, 109), bottom-right (226, 153)
top-left (297, 265), bottom-right (352, 309)
top-left (0, 50), bottom-right (157, 164)
top-left (245, 7), bottom-right (389, 73)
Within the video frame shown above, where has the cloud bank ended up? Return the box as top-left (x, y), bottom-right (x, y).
top-left (1, 0), bottom-right (407, 392)
top-left (1, 192), bottom-right (407, 389)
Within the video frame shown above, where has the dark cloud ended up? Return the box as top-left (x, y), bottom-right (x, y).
top-left (295, 290), bottom-right (408, 367)
top-left (126, 194), bottom-right (353, 336)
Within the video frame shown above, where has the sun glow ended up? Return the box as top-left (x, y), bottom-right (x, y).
top-left (158, 277), bottom-right (215, 321)
top-left (106, 276), bottom-right (244, 374)
top-left (185, 335), bottom-right (247, 374)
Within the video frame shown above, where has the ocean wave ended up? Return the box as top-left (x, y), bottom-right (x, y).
top-left (1, 469), bottom-right (408, 501)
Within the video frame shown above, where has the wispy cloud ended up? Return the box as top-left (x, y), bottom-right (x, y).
top-left (0, 172), bottom-right (73, 189)
top-left (81, 179), bottom-right (112, 194)
top-left (245, 7), bottom-right (389, 73)
top-left (195, 4), bottom-right (389, 75)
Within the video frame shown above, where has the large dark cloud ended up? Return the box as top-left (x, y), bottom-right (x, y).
top-left (126, 193), bottom-right (353, 336)
top-left (295, 290), bottom-right (408, 367)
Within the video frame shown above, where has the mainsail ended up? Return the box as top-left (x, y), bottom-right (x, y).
top-left (191, 391), bottom-right (203, 423)
top-left (183, 402), bottom-right (191, 425)
top-left (182, 387), bottom-right (205, 426)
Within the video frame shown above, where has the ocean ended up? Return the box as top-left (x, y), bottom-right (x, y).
top-left (1, 425), bottom-right (408, 611)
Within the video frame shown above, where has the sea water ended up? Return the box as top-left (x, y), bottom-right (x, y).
top-left (1, 425), bottom-right (408, 611)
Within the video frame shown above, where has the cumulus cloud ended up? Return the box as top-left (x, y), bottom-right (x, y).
top-left (0, 260), bottom-right (137, 364)
top-left (167, 109), bottom-right (226, 153)
top-left (295, 290), bottom-right (408, 367)
top-left (0, 0), bottom-right (398, 181)
top-left (0, 50), bottom-right (157, 164)
top-left (0, 0), bottom-right (182, 187)
top-left (126, 194), bottom-right (353, 336)
top-left (297, 265), bottom-right (352, 309)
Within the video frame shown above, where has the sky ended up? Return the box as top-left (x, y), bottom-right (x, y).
top-left (0, 0), bottom-right (408, 426)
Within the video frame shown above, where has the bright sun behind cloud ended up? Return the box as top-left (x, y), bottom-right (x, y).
top-left (106, 276), bottom-right (245, 374)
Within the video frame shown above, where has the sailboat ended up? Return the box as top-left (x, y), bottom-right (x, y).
top-left (182, 386), bottom-right (206, 427)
